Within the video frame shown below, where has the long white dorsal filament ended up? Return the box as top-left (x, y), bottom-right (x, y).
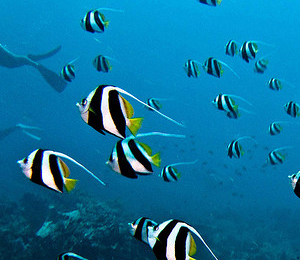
top-left (235, 136), bottom-right (257, 144)
top-left (272, 146), bottom-right (293, 153)
top-left (114, 87), bottom-right (186, 128)
top-left (135, 132), bottom-right (186, 139)
top-left (16, 123), bottom-right (42, 130)
top-left (186, 224), bottom-right (219, 260)
top-left (169, 159), bottom-right (199, 167)
top-left (227, 94), bottom-right (252, 106)
top-left (52, 151), bottom-right (106, 186)
top-left (217, 60), bottom-right (240, 79)
top-left (67, 57), bottom-right (80, 65)
top-left (21, 130), bottom-right (41, 141)
top-left (97, 8), bottom-right (124, 12)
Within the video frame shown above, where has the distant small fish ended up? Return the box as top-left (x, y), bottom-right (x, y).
top-left (288, 171), bottom-right (300, 199)
top-left (203, 57), bottom-right (240, 78)
top-left (196, 0), bottom-right (222, 6)
top-left (80, 10), bottom-right (109, 33)
top-left (129, 217), bottom-right (157, 244)
top-left (267, 146), bottom-right (292, 165)
top-left (146, 98), bottom-right (162, 111)
top-left (159, 160), bottom-right (198, 182)
top-left (60, 58), bottom-right (79, 82)
top-left (284, 101), bottom-right (300, 118)
top-left (57, 252), bottom-right (89, 260)
top-left (239, 41), bottom-right (258, 63)
top-left (17, 149), bottom-right (106, 193)
top-left (268, 78), bottom-right (295, 91)
top-left (147, 219), bottom-right (219, 260)
top-left (184, 59), bottom-right (201, 78)
top-left (254, 58), bottom-right (268, 73)
top-left (93, 55), bottom-right (112, 72)
top-left (225, 40), bottom-right (238, 57)
top-left (212, 93), bottom-right (242, 116)
top-left (268, 121), bottom-right (283, 135)
top-left (227, 136), bottom-right (256, 159)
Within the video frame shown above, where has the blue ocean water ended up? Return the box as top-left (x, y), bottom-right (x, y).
top-left (1, 0), bottom-right (300, 259)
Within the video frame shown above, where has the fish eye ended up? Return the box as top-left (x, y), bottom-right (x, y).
top-left (23, 157), bottom-right (28, 164)
top-left (81, 98), bottom-right (87, 105)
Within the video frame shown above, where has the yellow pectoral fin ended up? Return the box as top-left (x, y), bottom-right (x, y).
top-left (189, 234), bottom-right (197, 256)
top-left (128, 117), bottom-right (143, 136)
top-left (64, 178), bottom-right (78, 193)
top-left (120, 95), bottom-right (134, 118)
top-left (151, 152), bottom-right (161, 167)
top-left (217, 0), bottom-right (222, 4)
top-left (104, 20), bottom-right (110, 28)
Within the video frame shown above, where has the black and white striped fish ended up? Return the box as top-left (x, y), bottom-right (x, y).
top-left (106, 137), bottom-right (161, 179)
top-left (184, 60), bottom-right (201, 78)
top-left (80, 10), bottom-right (109, 33)
top-left (146, 98), bottom-right (162, 111)
top-left (77, 85), bottom-right (143, 139)
top-left (288, 171), bottom-right (300, 199)
top-left (268, 78), bottom-right (283, 91)
top-left (254, 58), bottom-right (268, 73)
top-left (160, 165), bottom-right (180, 182)
top-left (57, 252), bottom-right (89, 260)
top-left (197, 0), bottom-right (222, 6)
top-left (17, 149), bottom-right (105, 193)
top-left (227, 140), bottom-right (244, 158)
top-left (268, 122), bottom-right (283, 135)
top-left (284, 101), bottom-right (300, 118)
top-left (93, 55), bottom-right (112, 72)
top-left (267, 147), bottom-right (291, 165)
top-left (212, 94), bottom-right (239, 114)
top-left (129, 217), bottom-right (158, 244)
top-left (239, 41), bottom-right (258, 63)
top-left (60, 64), bottom-right (75, 82)
top-left (225, 40), bottom-right (238, 57)
top-left (147, 219), bottom-right (219, 260)
top-left (203, 57), bottom-right (223, 78)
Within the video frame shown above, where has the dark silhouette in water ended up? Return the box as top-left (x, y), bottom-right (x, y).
top-left (0, 44), bottom-right (67, 92)
top-left (0, 123), bottom-right (41, 141)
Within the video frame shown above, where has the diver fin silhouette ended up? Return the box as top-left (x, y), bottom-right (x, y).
top-left (36, 63), bottom-right (67, 93)
top-left (27, 45), bottom-right (62, 61)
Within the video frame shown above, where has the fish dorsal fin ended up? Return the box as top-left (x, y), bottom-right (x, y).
top-left (120, 95), bottom-right (134, 118)
top-left (58, 158), bottom-right (70, 177)
top-left (189, 233), bottom-right (197, 256)
top-left (64, 178), bottom-right (78, 193)
top-left (100, 12), bottom-right (105, 21)
top-left (137, 141), bottom-right (152, 156)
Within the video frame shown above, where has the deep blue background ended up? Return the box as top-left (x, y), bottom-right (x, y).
top-left (1, 0), bottom-right (300, 258)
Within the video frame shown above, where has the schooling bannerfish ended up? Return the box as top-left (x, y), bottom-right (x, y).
top-left (225, 40), bottom-right (238, 57)
top-left (129, 217), bottom-right (158, 244)
top-left (80, 10), bottom-right (109, 33)
top-left (288, 171), bottom-right (300, 199)
top-left (254, 58), bottom-right (268, 73)
top-left (146, 98), bottom-right (163, 111)
top-left (93, 55), bottom-right (112, 72)
top-left (227, 136), bottom-right (256, 159)
top-left (184, 59), bottom-right (201, 78)
top-left (147, 219), bottom-right (219, 260)
top-left (60, 58), bottom-right (79, 82)
top-left (239, 41), bottom-right (258, 63)
top-left (267, 146), bottom-right (292, 165)
top-left (284, 101), bottom-right (300, 118)
top-left (18, 149), bottom-right (106, 193)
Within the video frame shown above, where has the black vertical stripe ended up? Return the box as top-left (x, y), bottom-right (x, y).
top-left (152, 220), bottom-right (179, 260)
top-left (167, 166), bottom-right (178, 181)
top-left (101, 56), bottom-right (109, 72)
top-left (134, 217), bottom-right (146, 241)
top-left (128, 140), bottom-right (153, 172)
top-left (30, 149), bottom-right (45, 186)
top-left (108, 90), bottom-right (126, 138)
top-left (88, 85), bottom-right (105, 135)
top-left (67, 65), bottom-right (75, 77)
top-left (228, 142), bottom-right (234, 158)
top-left (248, 42), bottom-right (256, 59)
top-left (116, 141), bottom-right (138, 178)
top-left (162, 167), bottom-right (170, 182)
top-left (217, 95), bottom-right (223, 110)
top-left (213, 59), bottom-right (220, 77)
top-left (94, 11), bottom-right (105, 32)
top-left (85, 11), bottom-right (94, 33)
top-left (175, 227), bottom-right (189, 260)
top-left (294, 179), bottom-right (300, 198)
top-left (224, 95), bottom-right (235, 113)
top-left (62, 67), bottom-right (71, 82)
top-left (241, 43), bottom-right (249, 63)
top-left (49, 154), bottom-right (64, 193)
top-left (234, 141), bottom-right (241, 158)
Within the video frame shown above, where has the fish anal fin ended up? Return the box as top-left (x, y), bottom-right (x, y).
top-left (120, 95), bottom-right (134, 118)
top-left (58, 158), bottom-right (70, 178)
top-left (151, 152), bottom-right (161, 167)
top-left (64, 178), bottom-right (78, 193)
top-left (189, 233), bottom-right (197, 256)
top-left (128, 118), bottom-right (143, 136)
top-left (137, 141), bottom-right (152, 156)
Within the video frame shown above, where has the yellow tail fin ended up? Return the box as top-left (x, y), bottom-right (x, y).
top-left (217, 0), bottom-right (222, 5)
top-left (151, 152), bottom-right (161, 167)
top-left (189, 233), bottom-right (197, 256)
top-left (104, 20), bottom-right (110, 28)
top-left (128, 117), bottom-right (143, 136)
top-left (64, 178), bottom-right (78, 193)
